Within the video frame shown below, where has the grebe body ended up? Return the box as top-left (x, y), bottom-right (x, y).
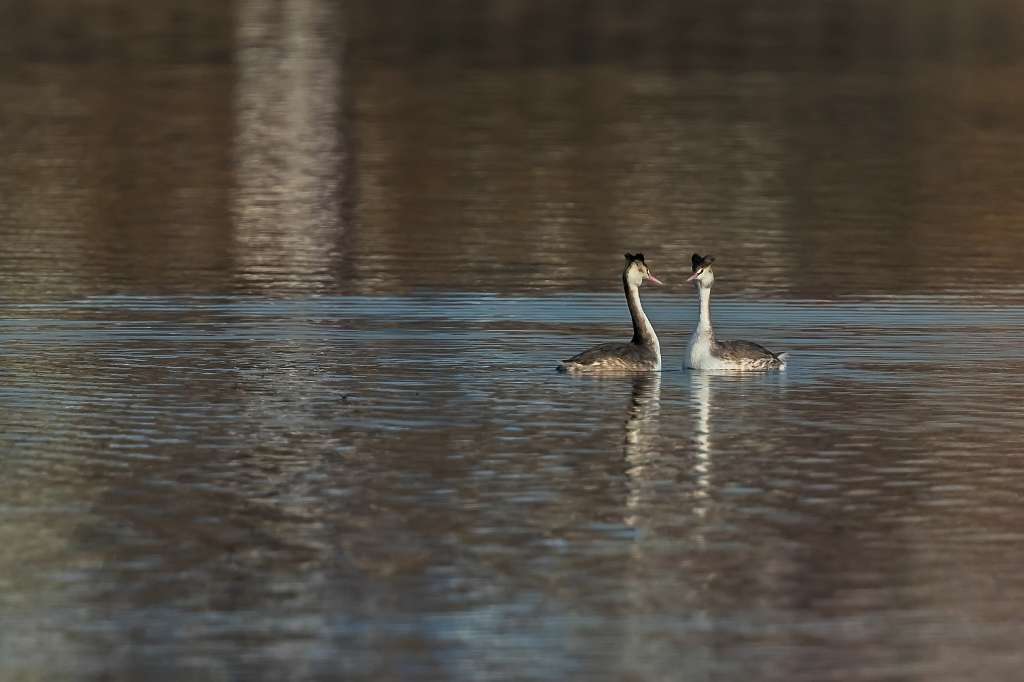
top-left (685, 253), bottom-right (787, 371)
top-left (558, 253), bottom-right (663, 373)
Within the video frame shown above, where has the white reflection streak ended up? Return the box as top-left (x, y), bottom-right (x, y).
top-left (693, 372), bottom-right (712, 522)
top-left (624, 374), bottom-right (662, 527)
top-left (233, 0), bottom-right (343, 289)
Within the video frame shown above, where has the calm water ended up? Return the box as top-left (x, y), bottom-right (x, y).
top-left (3, 1), bottom-right (1024, 680)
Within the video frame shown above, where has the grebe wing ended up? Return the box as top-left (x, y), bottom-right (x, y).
top-left (713, 339), bottom-right (781, 362)
top-left (560, 342), bottom-right (655, 371)
top-left (562, 342), bottom-right (634, 365)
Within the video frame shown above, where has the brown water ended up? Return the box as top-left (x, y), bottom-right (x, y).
top-left (3, 2), bottom-right (1024, 680)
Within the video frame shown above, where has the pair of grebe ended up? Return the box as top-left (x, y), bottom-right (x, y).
top-left (558, 253), bottom-right (787, 373)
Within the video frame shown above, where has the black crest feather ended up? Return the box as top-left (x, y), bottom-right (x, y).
top-left (691, 253), bottom-right (715, 272)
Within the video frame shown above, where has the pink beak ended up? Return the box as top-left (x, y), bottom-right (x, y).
top-left (646, 274), bottom-right (664, 286)
top-left (686, 271), bottom-right (701, 282)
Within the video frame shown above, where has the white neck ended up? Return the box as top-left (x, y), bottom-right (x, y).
top-left (625, 279), bottom-right (660, 354)
top-left (696, 284), bottom-right (714, 336)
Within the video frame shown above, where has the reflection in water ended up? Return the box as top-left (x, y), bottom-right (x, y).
top-left (1, 3), bottom-right (1023, 297)
top-left (232, 0), bottom-right (349, 291)
top-left (692, 372), bottom-right (712, 522)
top-left (3, 295), bottom-right (1024, 679)
top-left (623, 374), bottom-right (661, 528)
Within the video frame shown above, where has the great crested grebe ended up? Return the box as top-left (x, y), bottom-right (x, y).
top-left (685, 253), bottom-right (787, 371)
top-left (558, 253), bottom-right (663, 373)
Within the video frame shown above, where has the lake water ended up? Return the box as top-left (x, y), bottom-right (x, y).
top-left (3, 1), bottom-right (1024, 680)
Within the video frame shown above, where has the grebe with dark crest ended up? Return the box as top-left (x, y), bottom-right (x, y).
top-left (685, 253), bottom-right (787, 371)
top-left (558, 253), bottom-right (663, 373)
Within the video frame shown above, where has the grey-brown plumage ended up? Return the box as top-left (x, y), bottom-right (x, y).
top-left (558, 253), bottom-right (664, 373)
top-left (712, 340), bottom-right (787, 366)
top-left (559, 340), bottom-right (660, 372)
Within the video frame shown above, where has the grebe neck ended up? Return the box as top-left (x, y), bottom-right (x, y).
top-left (624, 274), bottom-right (659, 350)
top-left (696, 284), bottom-right (714, 336)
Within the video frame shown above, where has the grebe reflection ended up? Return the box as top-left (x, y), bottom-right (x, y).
top-left (623, 374), bottom-right (662, 526)
top-left (692, 372), bottom-right (712, 520)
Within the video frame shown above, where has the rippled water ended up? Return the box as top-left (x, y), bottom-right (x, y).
top-left (4, 1), bottom-right (1024, 680)
top-left (4, 294), bottom-right (1024, 679)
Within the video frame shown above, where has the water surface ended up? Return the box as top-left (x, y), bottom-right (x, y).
top-left (3, 1), bottom-right (1024, 680)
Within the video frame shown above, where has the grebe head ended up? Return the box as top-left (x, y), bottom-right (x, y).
top-left (624, 253), bottom-right (664, 288)
top-left (686, 253), bottom-right (715, 288)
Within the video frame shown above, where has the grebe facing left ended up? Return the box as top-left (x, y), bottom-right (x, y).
top-left (685, 253), bottom-right (787, 371)
top-left (558, 253), bottom-right (663, 373)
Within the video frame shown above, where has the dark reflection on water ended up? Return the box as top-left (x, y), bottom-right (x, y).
top-left (4, 1), bottom-right (1024, 680)
top-left (3, 1), bottom-right (1024, 299)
